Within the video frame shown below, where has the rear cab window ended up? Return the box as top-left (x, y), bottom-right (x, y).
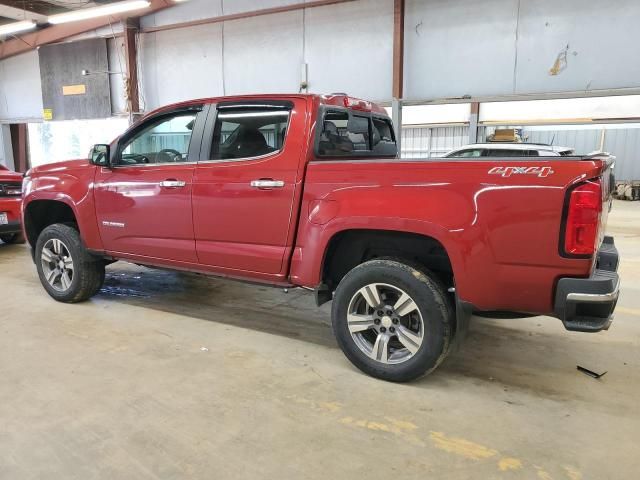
top-left (315, 106), bottom-right (397, 159)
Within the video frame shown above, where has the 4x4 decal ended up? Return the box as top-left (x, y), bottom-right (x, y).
top-left (488, 166), bottom-right (554, 178)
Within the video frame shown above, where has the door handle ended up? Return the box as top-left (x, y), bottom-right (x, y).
top-left (250, 179), bottom-right (285, 189)
top-left (160, 179), bottom-right (186, 188)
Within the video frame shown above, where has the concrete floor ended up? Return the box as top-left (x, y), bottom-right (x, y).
top-left (1, 201), bottom-right (638, 480)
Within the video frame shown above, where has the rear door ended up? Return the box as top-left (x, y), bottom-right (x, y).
top-left (94, 106), bottom-right (206, 262)
top-left (192, 99), bottom-right (308, 278)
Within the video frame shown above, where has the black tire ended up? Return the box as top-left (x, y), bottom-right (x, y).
top-left (332, 259), bottom-right (453, 382)
top-left (0, 232), bottom-right (25, 244)
top-left (35, 224), bottom-right (105, 303)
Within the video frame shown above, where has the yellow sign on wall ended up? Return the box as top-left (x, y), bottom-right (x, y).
top-left (43, 109), bottom-right (53, 121)
top-left (62, 84), bottom-right (87, 96)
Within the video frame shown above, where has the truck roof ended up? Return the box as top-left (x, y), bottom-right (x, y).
top-left (144, 93), bottom-right (389, 120)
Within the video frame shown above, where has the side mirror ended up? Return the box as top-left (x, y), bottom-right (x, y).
top-left (89, 144), bottom-right (110, 167)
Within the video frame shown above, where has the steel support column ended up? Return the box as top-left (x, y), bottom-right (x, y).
top-left (469, 102), bottom-right (480, 144)
top-left (123, 17), bottom-right (141, 122)
top-left (392, 0), bottom-right (405, 155)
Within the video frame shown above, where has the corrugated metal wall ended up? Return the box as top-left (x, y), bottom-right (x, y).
top-left (403, 124), bottom-right (640, 180)
top-left (401, 125), bottom-right (469, 158)
top-left (604, 128), bottom-right (640, 182)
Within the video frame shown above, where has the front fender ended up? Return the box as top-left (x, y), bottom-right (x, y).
top-left (23, 167), bottom-right (103, 250)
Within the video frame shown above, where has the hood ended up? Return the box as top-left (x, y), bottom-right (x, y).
top-left (0, 165), bottom-right (23, 182)
top-left (27, 159), bottom-right (93, 177)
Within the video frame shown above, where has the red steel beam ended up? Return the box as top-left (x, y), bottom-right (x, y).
top-left (392, 0), bottom-right (405, 99)
top-left (123, 17), bottom-right (141, 116)
top-left (0, 0), bottom-right (172, 61)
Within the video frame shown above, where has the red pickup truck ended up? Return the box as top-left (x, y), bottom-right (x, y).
top-left (0, 164), bottom-right (24, 244)
top-left (22, 94), bottom-right (620, 381)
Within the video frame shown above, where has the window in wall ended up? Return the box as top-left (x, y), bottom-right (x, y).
top-left (211, 109), bottom-right (290, 160)
top-left (27, 118), bottom-right (129, 167)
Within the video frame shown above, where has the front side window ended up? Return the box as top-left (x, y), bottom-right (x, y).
top-left (120, 112), bottom-right (197, 165)
top-left (211, 109), bottom-right (290, 160)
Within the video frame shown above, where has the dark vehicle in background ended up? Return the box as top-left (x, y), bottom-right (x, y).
top-left (0, 164), bottom-right (23, 244)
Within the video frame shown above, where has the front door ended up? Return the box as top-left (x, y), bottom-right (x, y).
top-left (192, 99), bottom-right (307, 277)
top-left (94, 107), bottom-right (204, 263)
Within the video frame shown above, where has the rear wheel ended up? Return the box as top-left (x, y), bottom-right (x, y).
top-left (0, 233), bottom-right (24, 244)
top-left (332, 259), bottom-right (453, 382)
top-left (35, 224), bottom-right (105, 303)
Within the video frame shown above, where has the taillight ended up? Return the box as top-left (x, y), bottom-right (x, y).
top-left (563, 179), bottom-right (602, 256)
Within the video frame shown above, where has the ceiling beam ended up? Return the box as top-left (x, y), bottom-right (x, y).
top-left (0, 0), bottom-right (172, 61)
top-left (0, 4), bottom-right (47, 22)
top-left (141, 0), bottom-right (357, 33)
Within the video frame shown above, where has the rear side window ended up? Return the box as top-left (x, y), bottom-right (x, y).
top-left (211, 108), bottom-right (290, 160)
top-left (316, 109), bottom-right (397, 158)
top-left (318, 111), bottom-right (369, 155)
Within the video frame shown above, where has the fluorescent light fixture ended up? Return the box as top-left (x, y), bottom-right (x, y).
top-left (48, 0), bottom-right (151, 25)
top-left (0, 20), bottom-right (37, 36)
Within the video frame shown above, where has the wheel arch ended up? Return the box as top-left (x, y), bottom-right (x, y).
top-left (23, 199), bottom-right (79, 247)
top-left (321, 228), bottom-right (455, 293)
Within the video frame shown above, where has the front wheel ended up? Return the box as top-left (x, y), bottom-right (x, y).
top-left (332, 259), bottom-right (453, 382)
top-left (35, 224), bottom-right (105, 303)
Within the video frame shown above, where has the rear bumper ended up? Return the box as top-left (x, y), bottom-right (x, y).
top-left (554, 236), bottom-right (620, 332)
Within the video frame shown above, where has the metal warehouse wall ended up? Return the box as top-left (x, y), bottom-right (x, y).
top-left (404, 0), bottom-right (640, 101)
top-left (502, 126), bottom-right (640, 181)
top-left (478, 127), bottom-right (602, 153)
top-left (139, 0), bottom-right (393, 110)
top-left (402, 124), bottom-right (640, 181)
top-left (138, 0), bottom-right (640, 110)
top-left (602, 128), bottom-right (640, 182)
top-left (0, 51), bottom-right (43, 123)
top-left (401, 125), bottom-right (469, 158)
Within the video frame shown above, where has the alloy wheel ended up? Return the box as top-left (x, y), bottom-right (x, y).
top-left (41, 238), bottom-right (74, 292)
top-left (347, 283), bottom-right (425, 364)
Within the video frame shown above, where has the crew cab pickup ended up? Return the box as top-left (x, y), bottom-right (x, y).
top-left (0, 164), bottom-right (24, 244)
top-left (22, 94), bottom-right (620, 382)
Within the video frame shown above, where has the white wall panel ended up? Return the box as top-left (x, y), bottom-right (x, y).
top-left (405, 0), bottom-right (640, 101)
top-left (142, 0), bottom-right (306, 28)
top-left (515, 0), bottom-right (640, 94)
top-left (0, 51), bottom-right (43, 122)
top-left (222, 0), bottom-right (302, 15)
top-left (304, 0), bottom-right (393, 102)
top-left (141, 0), bottom-right (223, 30)
top-left (140, 24), bottom-right (224, 109)
top-left (404, 0), bottom-right (519, 101)
top-left (480, 96), bottom-right (640, 123)
top-left (223, 11), bottom-right (304, 95)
